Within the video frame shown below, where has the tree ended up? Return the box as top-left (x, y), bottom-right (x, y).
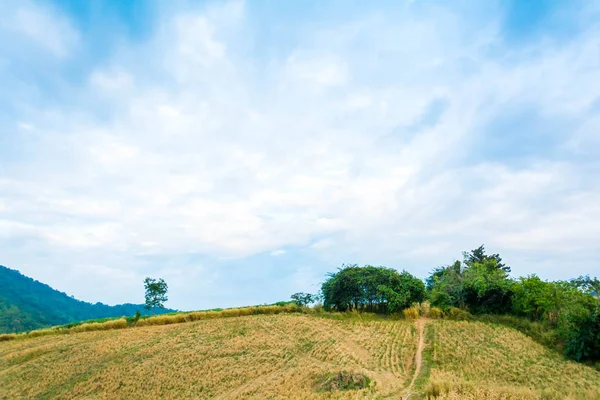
top-left (571, 275), bottom-right (600, 299)
top-left (429, 248), bottom-right (513, 314)
top-left (321, 265), bottom-right (425, 313)
top-left (429, 261), bottom-right (466, 309)
top-left (463, 245), bottom-right (510, 273)
top-left (290, 292), bottom-right (314, 307)
top-left (144, 277), bottom-right (168, 313)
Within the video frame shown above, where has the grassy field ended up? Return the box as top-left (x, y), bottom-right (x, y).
top-left (0, 314), bottom-right (418, 399)
top-left (425, 320), bottom-right (600, 399)
top-left (2, 314), bottom-right (600, 399)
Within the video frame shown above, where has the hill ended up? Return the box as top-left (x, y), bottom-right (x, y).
top-left (0, 265), bottom-right (174, 334)
top-left (1, 313), bottom-right (599, 399)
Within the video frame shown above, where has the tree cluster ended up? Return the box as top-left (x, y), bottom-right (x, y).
top-left (321, 265), bottom-right (425, 313)
top-left (427, 246), bottom-right (600, 362)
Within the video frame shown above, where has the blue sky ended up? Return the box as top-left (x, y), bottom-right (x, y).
top-left (1, 0), bottom-right (599, 311)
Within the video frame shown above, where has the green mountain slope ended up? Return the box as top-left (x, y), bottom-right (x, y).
top-left (0, 265), bottom-right (174, 333)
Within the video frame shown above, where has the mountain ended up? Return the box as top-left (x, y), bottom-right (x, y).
top-left (0, 265), bottom-right (174, 333)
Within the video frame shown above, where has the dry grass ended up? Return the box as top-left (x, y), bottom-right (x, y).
top-left (403, 307), bottom-right (420, 319)
top-left (426, 320), bottom-right (600, 399)
top-left (1, 304), bottom-right (305, 342)
top-left (426, 307), bottom-right (442, 319)
top-left (0, 313), bottom-right (418, 399)
top-left (0, 334), bottom-right (16, 342)
top-left (4, 315), bottom-right (599, 399)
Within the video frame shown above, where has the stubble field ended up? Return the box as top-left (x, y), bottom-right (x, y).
top-left (0, 314), bottom-right (417, 399)
top-left (426, 320), bottom-right (600, 399)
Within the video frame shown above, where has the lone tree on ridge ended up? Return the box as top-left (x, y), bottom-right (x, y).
top-left (144, 277), bottom-right (168, 313)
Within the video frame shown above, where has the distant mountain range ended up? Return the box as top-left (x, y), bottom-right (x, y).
top-left (0, 265), bottom-right (174, 334)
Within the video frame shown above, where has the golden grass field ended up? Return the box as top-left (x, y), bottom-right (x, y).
top-left (425, 320), bottom-right (600, 399)
top-left (2, 314), bottom-right (600, 399)
top-left (0, 314), bottom-right (418, 399)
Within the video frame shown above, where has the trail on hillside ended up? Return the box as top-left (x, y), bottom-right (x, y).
top-left (404, 319), bottom-right (426, 399)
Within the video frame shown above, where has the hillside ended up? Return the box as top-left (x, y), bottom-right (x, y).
top-left (0, 265), bottom-right (173, 334)
top-left (1, 313), bottom-right (599, 399)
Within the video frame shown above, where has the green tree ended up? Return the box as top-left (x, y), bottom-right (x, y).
top-left (144, 277), bottom-right (168, 313)
top-left (321, 265), bottom-right (425, 313)
top-left (429, 247), bottom-right (513, 314)
top-left (571, 275), bottom-right (600, 299)
top-left (463, 245), bottom-right (510, 273)
top-left (290, 292), bottom-right (314, 307)
top-left (429, 261), bottom-right (466, 309)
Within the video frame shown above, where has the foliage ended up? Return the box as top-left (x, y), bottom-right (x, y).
top-left (463, 244), bottom-right (510, 273)
top-left (427, 246), bottom-right (600, 363)
top-left (511, 275), bottom-right (600, 361)
top-left (0, 265), bottom-right (173, 334)
top-left (321, 265), bottom-right (425, 313)
top-left (403, 307), bottom-right (420, 319)
top-left (290, 292), bottom-right (315, 307)
top-left (572, 275), bottom-right (600, 299)
top-left (444, 307), bottom-right (472, 320)
top-left (557, 298), bottom-right (600, 361)
top-left (429, 253), bottom-right (513, 314)
top-left (427, 307), bottom-right (442, 319)
top-left (144, 277), bottom-right (169, 312)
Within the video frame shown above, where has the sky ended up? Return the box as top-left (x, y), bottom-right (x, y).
top-left (0, 0), bottom-right (599, 311)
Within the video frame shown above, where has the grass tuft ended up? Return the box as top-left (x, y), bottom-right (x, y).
top-left (0, 333), bottom-right (16, 341)
top-left (403, 306), bottom-right (420, 320)
top-left (315, 371), bottom-right (371, 392)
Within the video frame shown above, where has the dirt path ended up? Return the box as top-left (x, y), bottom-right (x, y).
top-left (404, 319), bottom-right (426, 399)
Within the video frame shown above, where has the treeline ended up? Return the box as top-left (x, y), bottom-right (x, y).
top-left (428, 246), bottom-right (599, 362)
top-left (313, 246), bottom-right (599, 363)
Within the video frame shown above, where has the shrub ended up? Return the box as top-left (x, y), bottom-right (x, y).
top-left (445, 307), bottom-right (472, 320)
top-left (316, 371), bottom-right (371, 392)
top-left (417, 302), bottom-right (431, 316)
top-left (403, 306), bottom-right (420, 319)
top-left (103, 319), bottom-right (127, 330)
top-left (0, 333), bottom-right (16, 341)
top-left (28, 328), bottom-right (57, 337)
top-left (427, 307), bottom-right (442, 319)
top-left (312, 303), bottom-right (324, 313)
top-left (71, 323), bottom-right (99, 333)
top-left (221, 308), bottom-right (242, 318)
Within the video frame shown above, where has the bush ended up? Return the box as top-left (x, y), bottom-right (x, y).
top-left (312, 303), bottom-right (324, 313)
top-left (103, 319), bottom-right (127, 330)
top-left (445, 307), bottom-right (472, 320)
top-left (417, 302), bottom-right (431, 316)
top-left (403, 306), bottom-right (420, 319)
top-left (559, 304), bottom-right (600, 362)
top-left (70, 318), bottom-right (127, 332)
top-left (28, 328), bottom-right (58, 337)
top-left (316, 371), bottom-right (371, 392)
top-left (427, 307), bottom-right (442, 319)
top-left (0, 333), bottom-right (16, 341)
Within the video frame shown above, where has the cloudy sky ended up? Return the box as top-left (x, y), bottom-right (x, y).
top-left (1, 0), bottom-right (599, 310)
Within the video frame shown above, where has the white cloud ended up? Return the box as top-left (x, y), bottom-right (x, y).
top-left (1, 0), bottom-right (599, 308)
top-left (0, 1), bottom-right (79, 58)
